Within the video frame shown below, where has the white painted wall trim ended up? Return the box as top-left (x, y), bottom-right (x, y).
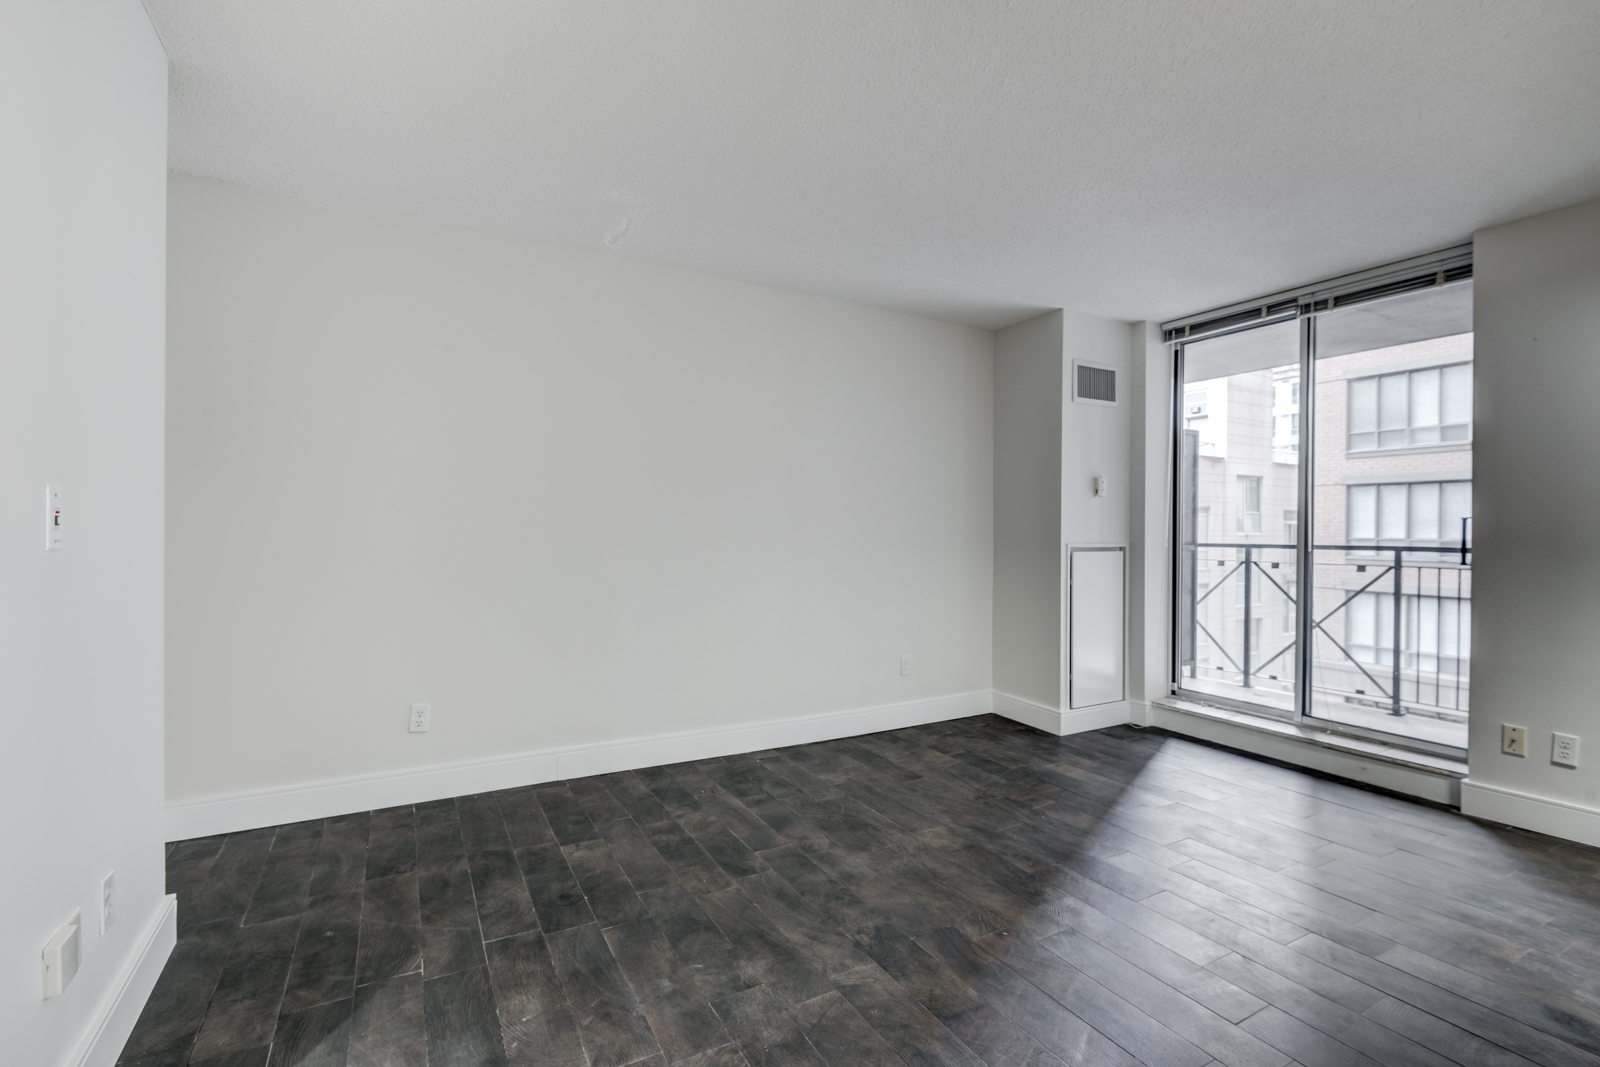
top-left (993, 690), bottom-right (1062, 734)
top-left (1460, 779), bottom-right (1600, 849)
top-left (167, 691), bottom-right (993, 840)
top-left (72, 895), bottom-right (176, 1067)
top-left (994, 691), bottom-right (1132, 737)
top-left (1061, 701), bottom-right (1134, 736)
top-left (1149, 699), bottom-right (1462, 807)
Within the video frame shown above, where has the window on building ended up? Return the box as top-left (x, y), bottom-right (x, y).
top-left (1348, 482), bottom-right (1472, 546)
top-left (1282, 510), bottom-right (1298, 548)
top-left (1348, 363), bottom-right (1471, 451)
top-left (1347, 593), bottom-right (1472, 675)
top-left (1272, 373), bottom-right (1300, 460)
top-left (1236, 476), bottom-right (1262, 533)
top-left (1185, 388), bottom-right (1222, 457)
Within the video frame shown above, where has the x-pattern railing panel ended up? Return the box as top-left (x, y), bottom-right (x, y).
top-left (1183, 541), bottom-right (1469, 719)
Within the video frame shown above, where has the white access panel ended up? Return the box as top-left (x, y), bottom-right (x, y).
top-left (1069, 546), bottom-right (1125, 708)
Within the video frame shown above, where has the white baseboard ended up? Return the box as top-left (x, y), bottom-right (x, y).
top-left (72, 894), bottom-right (177, 1067)
top-left (993, 690), bottom-right (1062, 734)
top-left (993, 691), bottom-right (1132, 736)
top-left (1460, 779), bottom-right (1600, 848)
top-left (166, 691), bottom-right (993, 840)
top-left (1060, 701), bottom-right (1133, 735)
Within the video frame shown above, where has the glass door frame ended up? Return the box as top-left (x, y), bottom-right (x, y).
top-left (1169, 316), bottom-right (1312, 725)
top-left (1167, 249), bottom-right (1472, 761)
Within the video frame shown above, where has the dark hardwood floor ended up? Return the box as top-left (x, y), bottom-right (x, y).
top-left (118, 715), bottom-right (1600, 1067)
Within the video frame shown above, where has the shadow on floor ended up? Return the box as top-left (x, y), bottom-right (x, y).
top-left (119, 714), bottom-right (1600, 1067)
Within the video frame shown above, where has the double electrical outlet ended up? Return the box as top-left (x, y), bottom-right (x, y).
top-left (42, 872), bottom-right (112, 999)
top-left (1502, 724), bottom-right (1580, 767)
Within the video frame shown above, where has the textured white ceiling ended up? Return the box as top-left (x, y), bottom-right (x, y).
top-left (146, 1), bottom-right (1600, 329)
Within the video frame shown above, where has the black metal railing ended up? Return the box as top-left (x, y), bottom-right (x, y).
top-left (1182, 540), bottom-right (1470, 719)
top-left (1188, 542), bottom-right (1297, 691)
top-left (1308, 544), bottom-right (1470, 718)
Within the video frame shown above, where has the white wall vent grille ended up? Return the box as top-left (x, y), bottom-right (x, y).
top-left (1073, 360), bottom-right (1118, 406)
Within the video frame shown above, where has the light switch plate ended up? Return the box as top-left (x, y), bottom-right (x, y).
top-left (1502, 723), bottom-right (1527, 757)
top-left (45, 485), bottom-right (62, 550)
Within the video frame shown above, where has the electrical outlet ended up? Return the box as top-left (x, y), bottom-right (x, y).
top-left (899, 654), bottom-right (912, 676)
top-left (409, 703), bottom-right (431, 733)
top-left (1502, 723), bottom-right (1528, 757)
top-left (42, 910), bottom-right (80, 998)
top-left (100, 871), bottom-right (115, 934)
top-left (1553, 732), bottom-right (1580, 768)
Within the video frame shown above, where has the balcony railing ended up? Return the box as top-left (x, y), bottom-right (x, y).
top-left (1181, 541), bottom-right (1470, 721)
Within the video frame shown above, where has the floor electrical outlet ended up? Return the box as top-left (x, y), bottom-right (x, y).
top-left (409, 703), bottom-right (430, 733)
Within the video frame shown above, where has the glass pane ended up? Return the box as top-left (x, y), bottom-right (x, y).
top-left (1379, 374), bottom-right (1408, 432)
top-left (1177, 319), bottom-right (1298, 717)
top-left (1442, 362), bottom-right (1472, 427)
top-left (1348, 378), bottom-right (1377, 440)
top-left (1237, 475), bottom-right (1262, 532)
top-left (1376, 593), bottom-right (1394, 652)
top-left (1309, 281), bottom-right (1471, 751)
top-left (1410, 483), bottom-right (1440, 541)
top-left (1442, 482), bottom-right (1472, 548)
top-left (1409, 368), bottom-right (1440, 443)
top-left (1378, 484), bottom-right (1408, 541)
top-left (1416, 597), bottom-right (1439, 655)
top-left (1349, 593), bottom-right (1375, 647)
top-left (1410, 368), bottom-right (1440, 426)
top-left (1348, 485), bottom-right (1376, 541)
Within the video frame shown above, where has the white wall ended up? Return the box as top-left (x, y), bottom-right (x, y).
top-left (1127, 322), bottom-right (1172, 712)
top-left (0, 2), bottom-right (171, 1064)
top-left (166, 175), bottom-right (994, 828)
top-left (1463, 195), bottom-right (1600, 845)
top-left (1061, 316), bottom-right (1134, 550)
top-left (991, 309), bottom-right (1134, 731)
top-left (993, 312), bottom-right (1064, 712)
top-left (1061, 314), bottom-right (1135, 726)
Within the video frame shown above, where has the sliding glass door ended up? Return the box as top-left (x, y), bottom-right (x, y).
top-left (1176, 319), bottom-right (1302, 717)
top-left (1173, 254), bottom-right (1472, 756)
top-left (1305, 283), bottom-right (1473, 751)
